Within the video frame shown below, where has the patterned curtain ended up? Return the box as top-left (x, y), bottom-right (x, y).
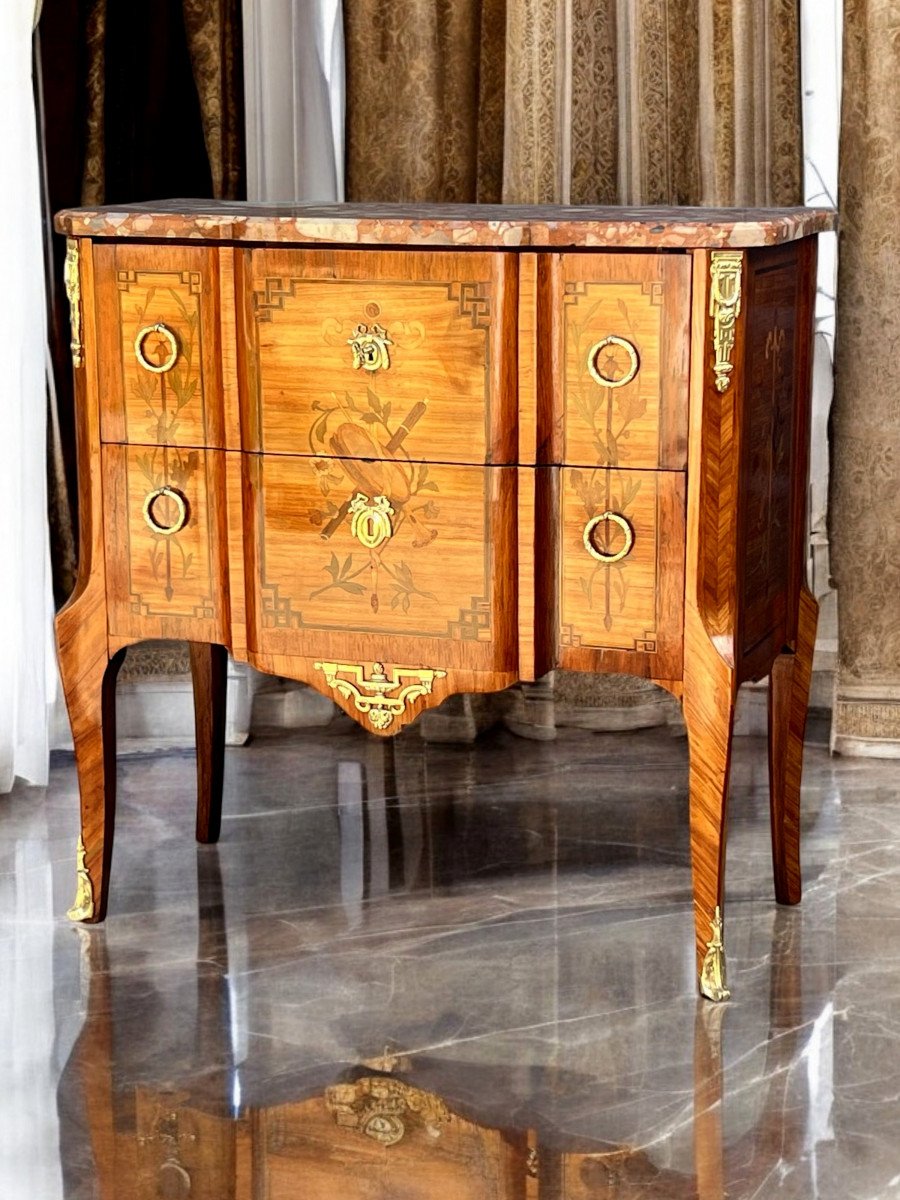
top-left (182, 0), bottom-right (245, 202)
top-left (830, 0), bottom-right (900, 752)
top-left (346, 0), bottom-right (803, 208)
top-left (345, 0), bottom-right (506, 202)
top-left (505, 0), bottom-right (802, 206)
top-left (80, 0), bottom-right (244, 206)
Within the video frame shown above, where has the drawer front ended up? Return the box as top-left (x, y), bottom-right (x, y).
top-left (103, 444), bottom-right (229, 642)
top-left (93, 243), bottom-right (224, 447)
top-left (550, 253), bottom-right (691, 470)
top-left (246, 454), bottom-right (516, 672)
top-left (558, 467), bottom-right (685, 679)
top-left (242, 248), bottom-right (517, 463)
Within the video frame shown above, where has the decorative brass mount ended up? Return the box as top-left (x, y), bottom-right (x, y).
top-left (326, 1077), bottom-right (450, 1146)
top-left (587, 334), bottom-right (640, 389)
top-left (349, 492), bottom-right (394, 549)
top-left (314, 660), bottom-right (447, 731)
top-left (709, 251), bottom-right (743, 393)
top-left (699, 905), bottom-right (731, 1002)
top-left (348, 321), bottom-right (392, 372)
top-left (67, 835), bottom-right (95, 922)
top-left (583, 511), bottom-right (635, 564)
top-left (64, 238), bottom-right (84, 369)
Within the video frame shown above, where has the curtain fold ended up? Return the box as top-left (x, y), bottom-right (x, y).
top-left (182, 0), bottom-right (246, 200)
top-left (0, 0), bottom-right (55, 790)
top-left (82, 0), bottom-right (245, 203)
top-left (345, 0), bottom-right (803, 208)
top-left (503, 0), bottom-right (802, 206)
top-left (345, 0), bottom-right (506, 202)
top-left (830, 0), bottom-right (900, 750)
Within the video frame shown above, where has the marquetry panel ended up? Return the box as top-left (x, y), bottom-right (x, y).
top-left (92, 243), bottom-right (224, 447)
top-left (103, 444), bottom-right (229, 643)
top-left (245, 454), bottom-right (516, 672)
top-left (558, 466), bottom-right (685, 679)
top-left (241, 248), bottom-right (517, 463)
top-left (738, 245), bottom-right (804, 667)
top-left (547, 253), bottom-right (691, 470)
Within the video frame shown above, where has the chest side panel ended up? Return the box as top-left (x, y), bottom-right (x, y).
top-left (738, 243), bottom-right (808, 672)
top-left (241, 248), bottom-right (517, 464)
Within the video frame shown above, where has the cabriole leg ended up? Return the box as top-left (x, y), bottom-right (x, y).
top-left (768, 586), bottom-right (818, 905)
top-left (60, 647), bottom-right (125, 924)
top-left (190, 642), bottom-right (228, 844)
top-left (683, 642), bottom-right (736, 1002)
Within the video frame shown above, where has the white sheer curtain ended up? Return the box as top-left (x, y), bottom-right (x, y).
top-left (243, 0), bottom-right (344, 202)
top-left (0, 0), bottom-right (55, 792)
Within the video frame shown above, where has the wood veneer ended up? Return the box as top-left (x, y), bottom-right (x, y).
top-left (54, 202), bottom-right (831, 998)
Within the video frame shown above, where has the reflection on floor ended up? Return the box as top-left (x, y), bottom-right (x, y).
top-left (1, 720), bottom-right (899, 1199)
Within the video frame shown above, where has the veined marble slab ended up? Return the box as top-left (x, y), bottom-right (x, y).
top-left (55, 200), bottom-right (836, 249)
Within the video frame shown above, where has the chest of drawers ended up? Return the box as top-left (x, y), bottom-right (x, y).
top-left (55, 202), bottom-right (834, 999)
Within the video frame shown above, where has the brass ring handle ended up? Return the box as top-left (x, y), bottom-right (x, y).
top-left (349, 493), bottom-right (394, 549)
top-left (583, 511), bottom-right (635, 564)
top-left (587, 335), bottom-right (640, 389)
top-left (134, 322), bottom-right (179, 374)
top-left (142, 486), bottom-right (189, 536)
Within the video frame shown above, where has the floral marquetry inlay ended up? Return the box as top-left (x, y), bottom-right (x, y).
top-left (561, 467), bottom-right (661, 654)
top-left (248, 250), bottom-right (500, 463)
top-left (115, 446), bottom-right (217, 627)
top-left (255, 455), bottom-right (496, 644)
top-left (564, 273), bottom-right (667, 469)
top-left (116, 268), bottom-right (207, 445)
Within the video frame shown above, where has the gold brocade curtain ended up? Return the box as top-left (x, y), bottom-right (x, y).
top-left (181, 0), bottom-right (245, 202)
top-left (345, 0), bottom-right (803, 208)
top-left (345, 0), bottom-right (507, 202)
top-left (80, 0), bottom-right (245, 206)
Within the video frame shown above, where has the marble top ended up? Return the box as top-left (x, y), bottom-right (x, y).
top-left (55, 200), bottom-right (836, 249)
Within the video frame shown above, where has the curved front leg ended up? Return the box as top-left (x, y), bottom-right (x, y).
top-left (58, 641), bottom-right (125, 924)
top-left (683, 613), bottom-right (736, 1002)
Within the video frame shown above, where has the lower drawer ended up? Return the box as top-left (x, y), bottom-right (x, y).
top-left (245, 454), bottom-right (517, 673)
top-left (103, 443), bottom-right (229, 643)
top-left (557, 466), bottom-right (685, 680)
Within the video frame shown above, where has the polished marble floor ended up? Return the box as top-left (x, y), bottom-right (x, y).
top-left (1, 715), bottom-right (899, 1198)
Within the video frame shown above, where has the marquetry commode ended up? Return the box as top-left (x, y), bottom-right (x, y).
top-left (55, 201), bottom-right (834, 999)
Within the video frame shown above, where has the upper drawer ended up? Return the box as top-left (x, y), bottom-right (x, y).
top-left (241, 248), bottom-right (517, 463)
top-left (92, 243), bottom-right (225, 448)
top-left (537, 253), bottom-right (691, 470)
